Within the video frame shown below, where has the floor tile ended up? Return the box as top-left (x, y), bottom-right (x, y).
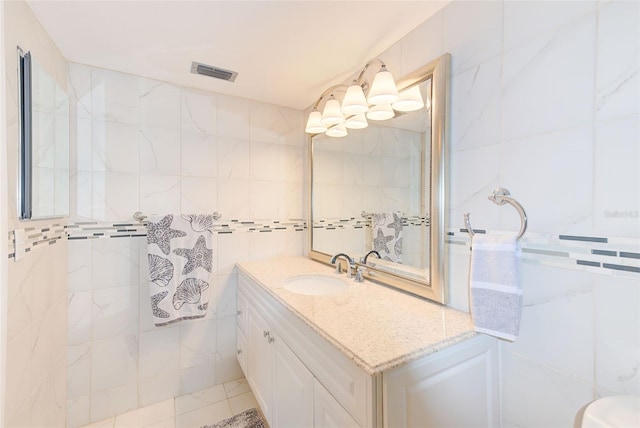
top-left (223, 378), bottom-right (251, 399)
top-left (228, 391), bottom-right (258, 415)
top-left (146, 417), bottom-right (175, 428)
top-left (80, 418), bottom-right (115, 428)
top-left (175, 384), bottom-right (227, 416)
top-left (114, 399), bottom-right (174, 427)
top-left (175, 400), bottom-right (232, 428)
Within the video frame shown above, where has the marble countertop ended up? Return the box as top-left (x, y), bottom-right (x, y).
top-left (236, 256), bottom-right (476, 375)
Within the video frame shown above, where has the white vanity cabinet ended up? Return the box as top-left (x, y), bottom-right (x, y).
top-left (237, 268), bottom-right (499, 428)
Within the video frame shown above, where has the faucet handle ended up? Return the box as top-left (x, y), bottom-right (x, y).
top-left (334, 263), bottom-right (343, 274)
top-left (354, 267), bottom-right (364, 282)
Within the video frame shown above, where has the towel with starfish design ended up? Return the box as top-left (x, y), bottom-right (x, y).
top-left (371, 212), bottom-right (403, 263)
top-left (146, 214), bottom-right (215, 326)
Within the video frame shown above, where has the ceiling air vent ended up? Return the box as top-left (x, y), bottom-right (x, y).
top-left (190, 61), bottom-right (238, 82)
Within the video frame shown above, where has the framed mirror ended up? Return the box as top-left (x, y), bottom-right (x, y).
top-left (309, 53), bottom-right (450, 304)
top-left (18, 47), bottom-right (70, 220)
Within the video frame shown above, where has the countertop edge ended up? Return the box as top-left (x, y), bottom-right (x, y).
top-left (236, 259), bottom-right (478, 376)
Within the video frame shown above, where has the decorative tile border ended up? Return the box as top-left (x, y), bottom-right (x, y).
top-left (7, 218), bottom-right (308, 260)
top-left (6, 223), bottom-right (67, 259)
top-left (313, 216), bottom-right (429, 230)
top-left (7, 220), bottom-right (639, 279)
top-left (448, 228), bottom-right (640, 277)
top-left (66, 218), bottom-right (307, 240)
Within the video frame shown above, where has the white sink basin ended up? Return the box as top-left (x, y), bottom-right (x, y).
top-left (283, 274), bottom-right (349, 296)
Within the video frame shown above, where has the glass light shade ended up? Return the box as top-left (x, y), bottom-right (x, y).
top-left (325, 124), bottom-right (348, 137)
top-left (366, 104), bottom-right (394, 121)
top-left (305, 110), bottom-right (327, 134)
top-left (345, 113), bottom-right (368, 129)
top-left (367, 67), bottom-right (399, 105)
top-left (341, 84), bottom-right (368, 115)
top-left (392, 86), bottom-right (424, 112)
top-left (321, 97), bottom-right (344, 125)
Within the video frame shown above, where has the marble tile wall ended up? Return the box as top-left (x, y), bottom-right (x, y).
top-left (3, 0), bottom-right (69, 426)
top-left (374, 1), bottom-right (638, 426)
top-left (66, 63), bottom-right (305, 427)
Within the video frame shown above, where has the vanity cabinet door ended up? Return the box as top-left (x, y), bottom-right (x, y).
top-left (383, 335), bottom-right (499, 428)
top-left (246, 305), bottom-right (273, 424)
top-left (314, 379), bottom-right (360, 428)
top-left (273, 335), bottom-right (314, 428)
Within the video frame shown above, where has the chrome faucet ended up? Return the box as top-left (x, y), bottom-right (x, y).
top-left (361, 250), bottom-right (381, 265)
top-left (330, 253), bottom-right (355, 276)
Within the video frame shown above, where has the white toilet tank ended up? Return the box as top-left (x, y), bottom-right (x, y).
top-left (582, 395), bottom-right (640, 428)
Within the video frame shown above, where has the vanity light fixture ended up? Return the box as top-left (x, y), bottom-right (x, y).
top-left (305, 109), bottom-right (327, 134)
top-left (366, 64), bottom-right (399, 105)
top-left (320, 94), bottom-right (345, 126)
top-left (305, 58), bottom-right (422, 137)
top-left (325, 123), bottom-right (348, 137)
top-left (366, 103), bottom-right (394, 121)
top-left (392, 85), bottom-right (424, 112)
top-left (345, 113), bottom-right (368, 129)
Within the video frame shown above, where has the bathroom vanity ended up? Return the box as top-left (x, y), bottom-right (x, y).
top-left (236, 257), bottom-right (500, 427)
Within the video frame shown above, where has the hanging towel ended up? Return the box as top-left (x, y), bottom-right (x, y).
top-left (146, 214), bottom-right (215, 326)
top-left (372, 212), bottom-right (403, 263)
top-left (469, 234), bottom-right (522, 341)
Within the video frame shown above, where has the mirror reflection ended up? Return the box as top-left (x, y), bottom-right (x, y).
top-left (309, 53), bottom-right (450, 303)
top-left (312, 79), bottom-right (431, 282)
top-left (19, 49), bottom-right (70, 220)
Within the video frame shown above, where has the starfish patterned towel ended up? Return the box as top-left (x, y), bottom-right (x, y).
top-left (372, 212), bottom-right (403, 263)
top-left (146, 214), bottom-right (215, 326)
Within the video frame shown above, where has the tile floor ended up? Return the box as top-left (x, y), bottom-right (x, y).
top-left (80, 378), bottom-right (258, 428)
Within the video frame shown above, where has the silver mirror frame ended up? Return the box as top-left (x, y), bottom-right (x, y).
top-left (308, 53), bottom-right (450, 304)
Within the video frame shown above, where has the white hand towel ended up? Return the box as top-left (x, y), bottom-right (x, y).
top-left (146, 214), bottom-right (214, 326)
top-left (372, 212), bottom-right (403, 263)
top-left (469, 234), bottom-right (522, 341)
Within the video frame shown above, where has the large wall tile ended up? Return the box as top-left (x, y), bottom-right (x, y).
top-left (502, 351), bottom-right (593, 427)
top-left (182, 88), bottom-right (217, 136)
top-left (449, 57), bottom-right (502, 151)
top-left (594, 115), bottom-right (640, 238)
top-left (138, 326), bottom-right (180, 379)
top-left (443, 0), bottom-right (503, 75)
top-left (139, 174), bottom-right (181, 214)
top-left (504, 0), bottom-right (596, 52)
top-left (401, 10), bottom-right (444, 74)
top-left (90, 382), bottom-right (138, 423)
top-left (91, 68), bottom-right (139, 126)
top-left (501, 126), bottom-right (593, 234)
top-left (92, 120), bottom-right (139, 173)
top-left (92, 171), bottom-right (139, 221)
top-left (595, 275), bottom-right (640, 395)
top-left (180, 176), bottom-right (218, 214)
top-left (503, 291), bottom-right (594, 382)
top-left (596, 0), bottom-right (640, 120)
top-left (139, 127), bottom-right (181, 175)
top-left (91, 334), bottom-right (139, 392)
top-left (139, 79), bottom-right (180, 131)
top-left (92, 286), bottom-right (139, 340)
top-left (91, 238), bottom-right (140, 289)
top-left (502, 11), bottom-right (596, 141)
top-left (181, 133), bottom-right (217, 178)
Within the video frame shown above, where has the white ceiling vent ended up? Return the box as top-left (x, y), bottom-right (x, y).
top-left (190, 61), bottom-right (238, 82)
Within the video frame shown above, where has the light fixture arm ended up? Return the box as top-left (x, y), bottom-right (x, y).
top-left (354, 58), bottom-right (387, 87)
top-left (311, 84), bottom-right (348, 110)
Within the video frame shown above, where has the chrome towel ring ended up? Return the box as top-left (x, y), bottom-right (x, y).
top-left (464, 187), bottom-right (527, 240)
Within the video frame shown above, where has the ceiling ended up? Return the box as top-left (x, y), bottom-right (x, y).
top-left (25, 0), bottom-right (449, 110)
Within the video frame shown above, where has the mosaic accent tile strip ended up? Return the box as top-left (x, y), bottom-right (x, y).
top-left (313, 216), bottom-right (429, 230)
top-left (7, 219), bottom-right (638, 279)
top-left (446, 228), bottom-right (640, 278)
top-left (66, 218), bottom-right (307, 239)
top-left (7, 223), bottom-right (67, 259)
